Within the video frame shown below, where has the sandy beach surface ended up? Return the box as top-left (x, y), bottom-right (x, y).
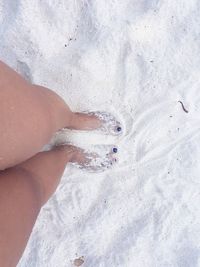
top-left (1, 0), bottom-right (200, 266)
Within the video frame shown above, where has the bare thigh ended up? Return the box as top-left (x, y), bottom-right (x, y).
top-left (0, 146), bottom-right (73, 266)
top-left (0, 61), bottom-right (72, 170)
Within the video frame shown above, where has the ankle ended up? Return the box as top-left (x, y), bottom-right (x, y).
top-left (68, 112), bottom-right (102, 131)
top-left (53, 145), bottom-right (78, 163)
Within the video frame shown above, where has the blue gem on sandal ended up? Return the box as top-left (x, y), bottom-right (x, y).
top-left (113, 148), bottom-right (118, 153)
top-left (117, 126), bottom-right (122, 132)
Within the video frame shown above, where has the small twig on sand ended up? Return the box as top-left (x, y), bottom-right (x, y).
top-left (178, 101), bottom-right (189, 113)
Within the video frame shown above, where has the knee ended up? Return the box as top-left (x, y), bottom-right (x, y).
top-left (32, 84), bottom-right (73, 130)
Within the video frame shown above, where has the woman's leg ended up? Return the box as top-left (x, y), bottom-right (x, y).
top-left (0, 145), bottom-right (79, 267)
top-left (0, 61), bottom-right (104, 170)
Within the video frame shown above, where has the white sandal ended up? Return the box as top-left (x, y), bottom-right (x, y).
top-left (71, 144), bottom-right (118, 172)
top-left (84, 111), bottom-right (122, 136)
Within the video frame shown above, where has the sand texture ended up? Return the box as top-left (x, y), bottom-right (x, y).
top-left (1, 0), bottom-right (200, 266)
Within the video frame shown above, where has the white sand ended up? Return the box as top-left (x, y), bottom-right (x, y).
top-left (1, 0), bottom-right (200, 266)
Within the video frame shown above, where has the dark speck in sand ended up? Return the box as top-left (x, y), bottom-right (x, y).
top-left (65, 44), bottom-right (67, 47)
top-left (178, 101), bottom-right (189, 113)
top-left (69, 38), bottom-right (73, 41)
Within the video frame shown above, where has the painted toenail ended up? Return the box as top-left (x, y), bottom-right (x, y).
top-left (117, 126), bottom-right (122, 132)
top-left (113, 148), bottom-right (118, 153)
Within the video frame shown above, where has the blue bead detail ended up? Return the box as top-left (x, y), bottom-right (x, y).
top-left (113, 148), bottom-right (118, 153)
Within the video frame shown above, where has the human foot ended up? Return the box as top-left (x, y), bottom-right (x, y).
top-left (57, 144), bottom-right (118, 172)
top-left (68, 111), bottom-right (122, 136)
